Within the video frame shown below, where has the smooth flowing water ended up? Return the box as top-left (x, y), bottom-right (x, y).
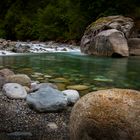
top-left (0, 52), bottom-right (140, 92)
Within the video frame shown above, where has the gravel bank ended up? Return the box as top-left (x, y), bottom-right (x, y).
top-left (0, 92), bottom-right (71, 140)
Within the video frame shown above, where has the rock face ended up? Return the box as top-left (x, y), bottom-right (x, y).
top-left (81, 15), bottom-right (134, 56)
top-left (70, 88), bottom-right (140, 140)
top-left (7, 74), bottom-right (31, 87)
top-left (26, 86), bottom-right (68, 112)
top-left (128, 38), bottom-right (140, 55)
top-left (88, 29), bottom-right (129, 56)
top-left (2, 83), bottom-right (27, 99)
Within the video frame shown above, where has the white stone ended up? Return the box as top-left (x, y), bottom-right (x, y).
top-left (3, 83), bottom-right (27, 99)
top-left (62, 90), bottom-right (80, 105)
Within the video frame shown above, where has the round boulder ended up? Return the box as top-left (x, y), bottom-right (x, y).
top-left (2, 83), bottom-right (27, 99)
top-left (0, 68), bottom-right (14, 78)
top-left (70, 88), bottom-right (140, 140)
top-left (7, 74), bottom-right (31, 87)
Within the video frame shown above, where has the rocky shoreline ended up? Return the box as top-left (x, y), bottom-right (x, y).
top-left (0, 39), bottom-right (80, 55)
top-left (0, 68), bottom-right (80, 140)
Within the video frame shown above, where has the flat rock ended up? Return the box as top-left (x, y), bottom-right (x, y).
top-left (2, 83), bottom-right (27, 99)
top-left (67, 85), bottom-right (89, 91)
top-left (26, 86), bottom-right (68, 112)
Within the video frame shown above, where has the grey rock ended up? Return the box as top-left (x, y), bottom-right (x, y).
top-left (2, 83), bottom-right (27, 99)
top-left (88, 29), bottom-right (129, 56)
top-left (7, 132), bottom-right (32, 137)
top-left (31, 82), bottom-right (57, 92)
top-left (26, 86), bottom-right (68, 112)
top-left (81, 15), bottom-right (134, 56)
top-left (128, 38), bottom-right (140, 56)
top-left (62, 90), bottom-right (80, 105)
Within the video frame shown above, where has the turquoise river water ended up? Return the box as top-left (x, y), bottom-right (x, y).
top-left (0, 52), bottom-right (140, 92)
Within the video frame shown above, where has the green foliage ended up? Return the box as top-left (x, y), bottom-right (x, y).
top-left (0, 0), bottom-right (139, 41)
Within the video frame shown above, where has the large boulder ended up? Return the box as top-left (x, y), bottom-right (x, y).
top-left (81, 15), bottom-right (134, 56)
top-left (83, 29), bottom-right (129, 56)
top-left (26, 86), bottom-right (68, 112)
top-left (128, 38), bottom-right (140, 55)
top-left (70, 88), bottom-right (140, 140)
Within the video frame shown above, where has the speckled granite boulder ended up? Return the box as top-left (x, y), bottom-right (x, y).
top-left (7, 74), bottom-right (31, 87)
top-left (26, 86), bottom-right (68, 112)
top-left (2, 83), bottom-right (27, 99)
top-left (70, 88), bottom-right (140, 140)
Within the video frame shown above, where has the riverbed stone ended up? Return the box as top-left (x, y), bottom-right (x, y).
top-left (62, 90), bottom-right (80, 105)
top-left (7, 74), bottom-right (31, 87)
top-left (81, 15), bottom-right (134, 56)
top-left (67, 85), bottom-right (89, 91)
top-left (2, 83), bottom-right (27, 99)
top-left (70, 88), bottom-right (140, 140)
top-left (26, 86), bottom-right (68, 112)
top-left (50, 77), bottom-right (69, 83)
top-left (0, 68), bottom-right (14, 78)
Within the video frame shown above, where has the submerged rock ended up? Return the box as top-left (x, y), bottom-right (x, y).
top-left (67, 85), bottom-right (89, 91)
top-left (7, 74), bottom-right (31, 87)
top-left (2, 83), bottom-right (27, 99)
top-left (0, 68), bottom-right (14, 78)
top-left (70, 88), bottom-right (140, 140)
top-left (26, 86), bottom-right (68, 112)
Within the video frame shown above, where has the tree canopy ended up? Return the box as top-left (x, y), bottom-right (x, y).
top-left (0, 0), bottom-right (139, 41)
